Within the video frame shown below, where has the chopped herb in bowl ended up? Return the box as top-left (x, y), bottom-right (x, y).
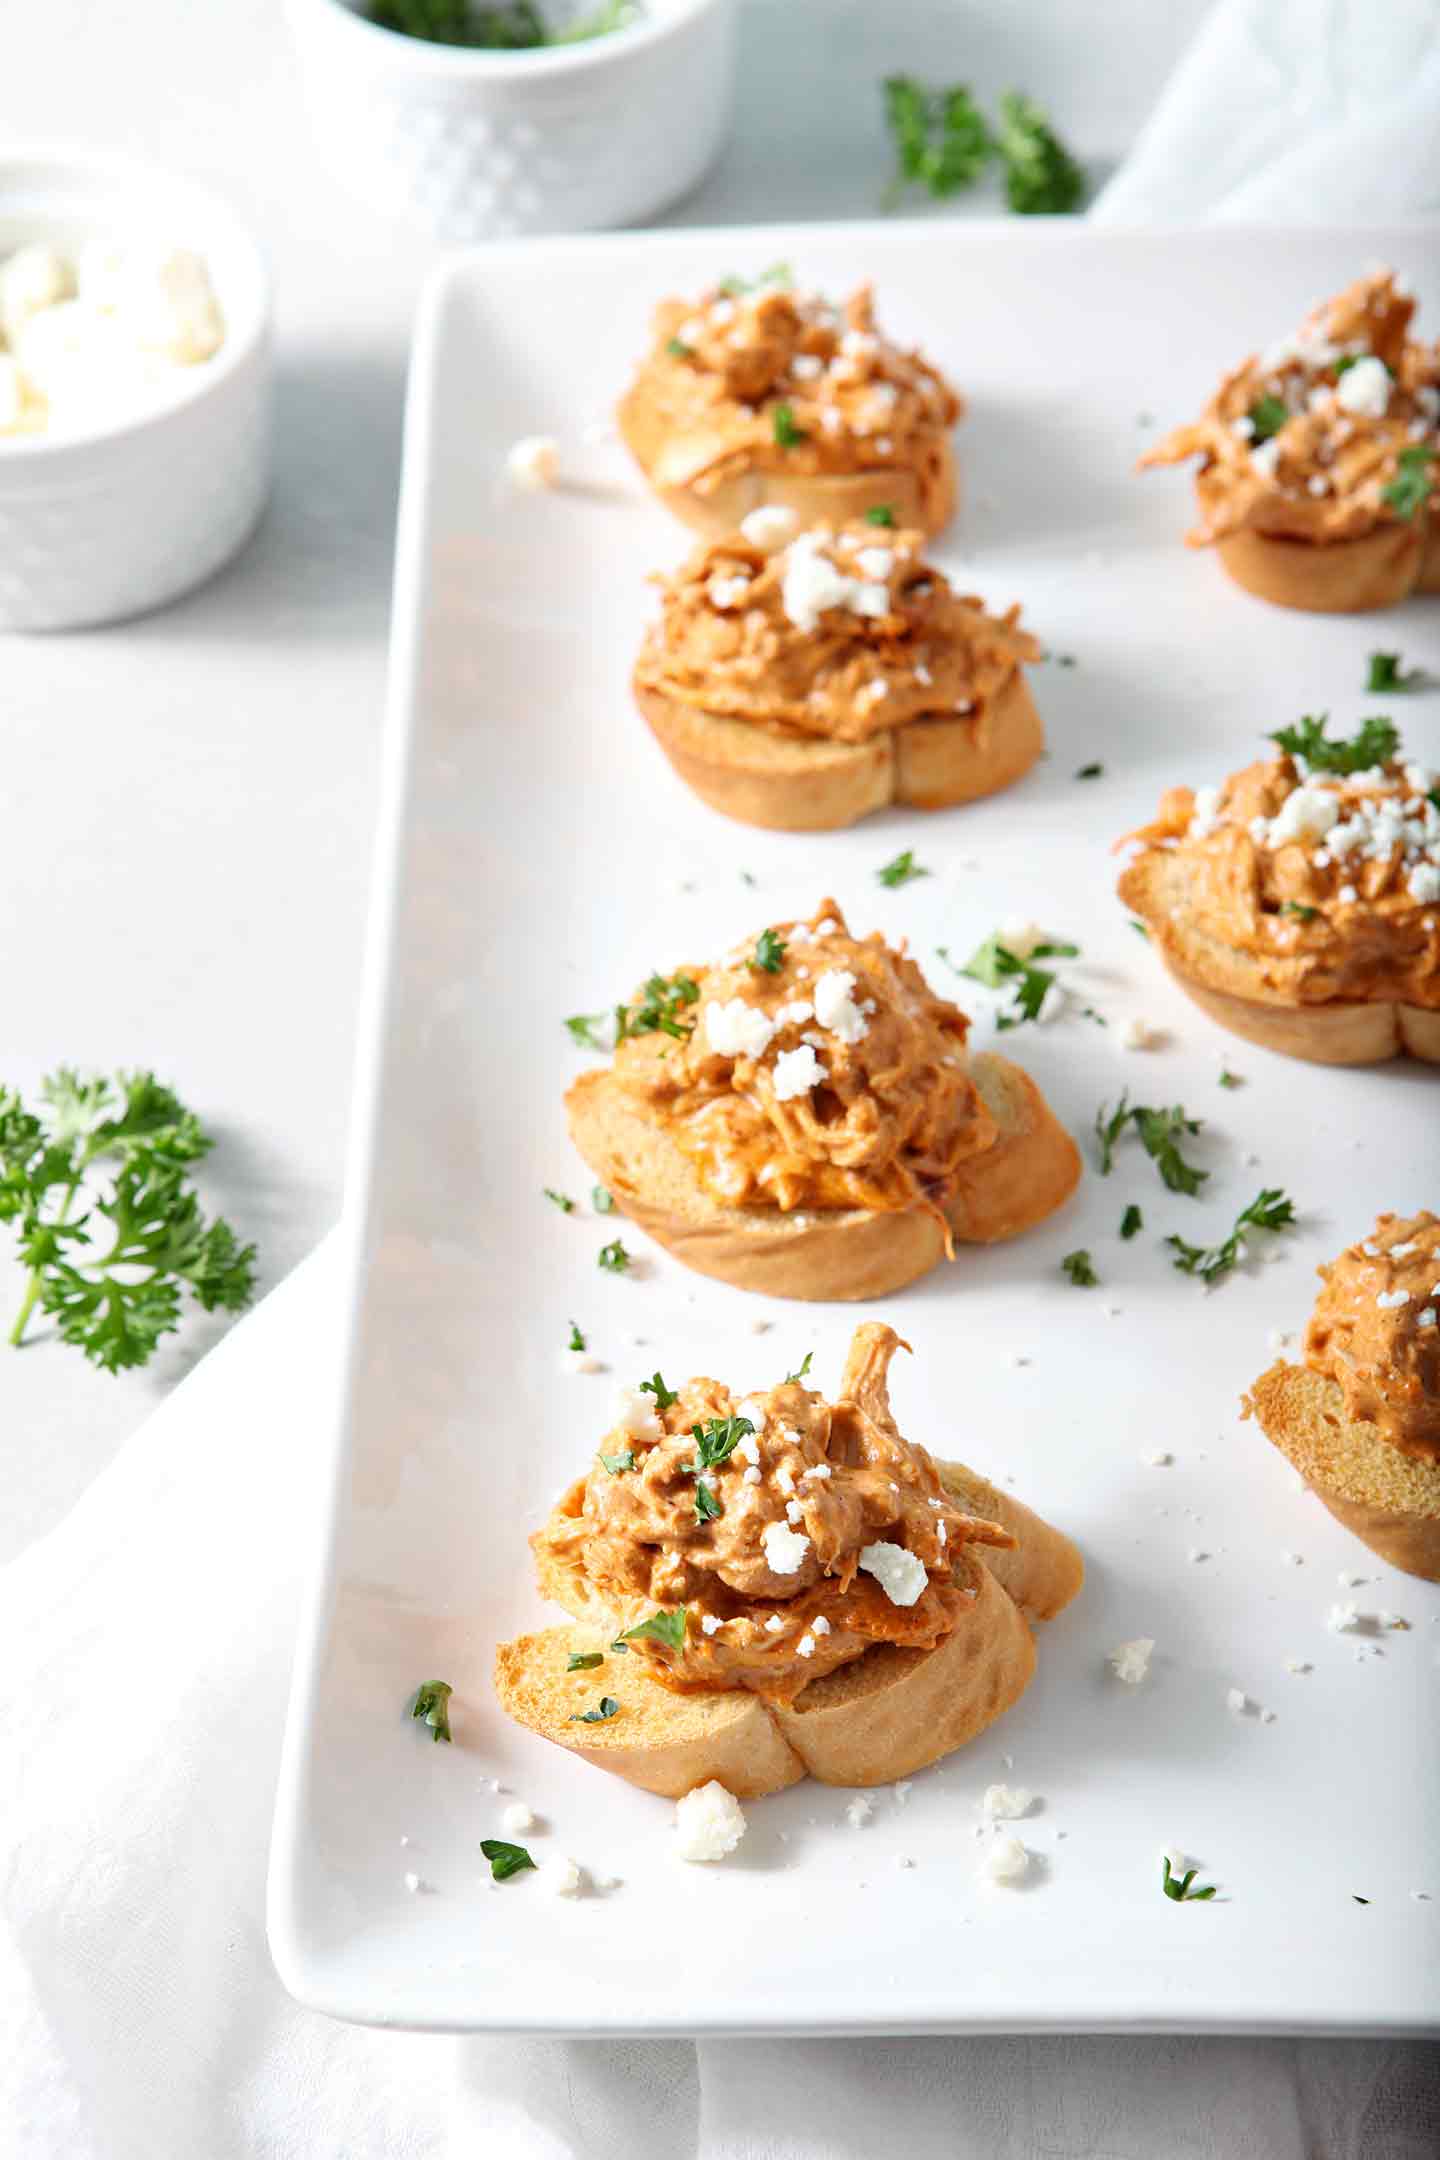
top-left (370, 0), bottom-right (640, 48)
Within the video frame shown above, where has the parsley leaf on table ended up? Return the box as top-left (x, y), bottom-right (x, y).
top-left (1166, 1189), bottom-right (1296, 1287)
top-left (410, 1680), bottom-right (453, 1744)
top-left (951, 931), bottom-right (1078, 1031)
top-left (0, 1069), bottom-right (256, 1373)
top-left (877, 849), bottom-right (931, 888)
top-left (1094, 1093), bottom-right (1207, 1194)
top-left (1061, 1249), bottom-right (1098, 1287)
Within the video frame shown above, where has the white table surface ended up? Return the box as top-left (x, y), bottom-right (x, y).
top-left (0, 0), bottom-right (1208, 1560)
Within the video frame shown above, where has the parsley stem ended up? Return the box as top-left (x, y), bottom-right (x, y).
top-left (8, 1176), bottom-right (82, 1348)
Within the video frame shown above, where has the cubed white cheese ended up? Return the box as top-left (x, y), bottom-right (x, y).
top-left (674, 1780), bottom-right (747, 1862)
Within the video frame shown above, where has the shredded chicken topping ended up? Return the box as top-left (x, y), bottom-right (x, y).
top-left (1141, 269), bottom-right (1440, 544)
top-left (623, 279), bottom-right (960, 496)
top-left (1120, 746), bottom-right (1440, 1007)
top-left (1304, 1213), bottom-right (1440, 1462)
top-left (634, 520), bottom-right (1037, 745)
top-left (533, 1323), bottom-right (1012, 1703)
top-left (608, 900), bottom-right (996, 1228)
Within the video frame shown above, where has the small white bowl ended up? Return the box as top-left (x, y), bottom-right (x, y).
top-left (287, 0), bottom-right (736, 244)
top-left (0, 151), bottom-right (271, 633)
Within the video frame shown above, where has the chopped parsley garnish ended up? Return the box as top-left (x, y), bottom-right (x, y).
top-left (609, 1638), bottom-right (629, 1654)
top-left (480, 1838), bottom-right (537, 1881)
top-left (1128, 918), bottom-right (1149, 939)
top-left (619, 1607), bottom-right (688, 1652)
top-left (639, 1370), bottom-right (678, 1409)
top-left (955, 930), bottom-right (1078, 1030)
top-left (1075, 762), bottom-right (1103, 780)
top-left (566, 1650), bottom-right (604, 1672)
top-left (718, 263), bottom-right (793, 295)
top-left (597, 1239), bottom-right (631, 1273)
top-left (592, 1186), bottom-right (616, 1213)
top-left (1061, 1249), bottom-right (1098, 1287)
top-left (689, 1414), bottom-right (755, 1471)
top-left (1366, 650), bottom-right (1420, 693)
top-left (750, 928), bottom-right (786, 974)
top-left (693, 1478), bottom-right (721, 1523)
top-left (1280, 901), bottom-right (1319, 921)
top-left (881, 77), bottom-right (992, 207)
top-left (865, 503), bottom-right (897, 526)
top-left (564, 1011), bottom-right (610, 1049)
top-left (1166, 1188), bottom-right (1296, 1286)
top-left (995, 91), bottom-right (1084, 214)
top-left (877, 849), bottom-right (931, 888)
top-left (1247, 394), bottom-right (1289, 444)
top-left (1095, 1094), bottom-right (1207, 1194)
top-left (1120, 1204), bottom-right (1143, 1240)
top-left (1218, 1069), bottom-right (1241, 1090)
top-left (772, 402), bottom-right (806, 449)
top-left (1162, 1855), bottom-right (1217, 1903)
top-left (568, 1696), bottom-right (619, 1725)
top-left (544, 1187), bottom-right (575, 1213)
top-left (599, 1447), bottom-right (635, 1474)
top-left (1382, 444), bottom-right (1436, 522)
top-left (615, 969), bottom-right (700, 1042)
top-left (666, 335), bottom-right (692, 359)
top-left (567, 1320), bottom-right (586, 1352)
top-left (784, 1351), bottom-right (814, 1383)
top-left (410, 1680), bottom-right (453, 1744)
top-left (1269, 713), bottom-right (1398, 775)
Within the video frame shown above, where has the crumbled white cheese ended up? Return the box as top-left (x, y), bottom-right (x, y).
top-left (1121, 1017), bottom-right (1158, 1051)
top-left (502, 1801), bottom-right (535, 1834)
top-left (1250, 437), bottom-right (1281, 478)
top-left (1144, 1451), bottom-right (1173, 1468)
top-left (1328, 1602), bottom-right (1362, 1632)
top-left (761, 1521), bottom-right (810, 1574)
top-left (981, 1835), bottom-right (1029, 1885)
top-left (811, 967), bottom-right (868, 1045)
top-left (771, 1045), bottom-right (827, 1101)
top-left (674, 1781), bottom-right (747, 1863)
top-left (403, 1870), bottom-right (423, 1893)
top-left (812, 1614), bottom-right (831, 1636)
top-left (1265, 785), bottom-right (1342, 848)
top-left (538, 1855), bottom-right (584, 1897)
top-left (1335, 354), bottom-right (1390, 417)
top-left (742, 1466), bottom-right (762, 1486)
top-left (786, 1499), bottom-right (804, 1526)
top-left (796, 1632), bottom-right (816, 1658)
top-left (845, 1795), bottom-right (875, 1828)
top-left (700, 1613), bottom-right (724, 1635)
top-left (613, 1386), bottom-right (661, 1440)
top-left (763, 1614), bottom-right (784, 1633)
top-left (507, 434), bottom-right (560, 489)
top-left (1109, 1637), bottom-right (1154, 1685)
top-left (560, 1347), bottom-right (603, 1375)
top-left (858, 1541), bottom-right (927, 1607)
top-left (854, 545), bottom-right (894, 579)
top-left (1283, 1658), bottom-right (1312, 1675)
top-left (1226, 1688), bottom-right (1251, 1715)
top-left (739, 504), bottom-right (799, 552)
top-left (775, 999), bottom-right (813, 1026)
top-left (780, 530), bottom-right (890, 634)
top-left (705, 996), bottom-right (776, 1060)
top-left (1377, 1289), bottom-right (1410, 1310)
top-left (707, 572), bottom-right (752, 610)
top-left (733, 1429), bottom-right (761, 1466)
top-left (982, 1783), bottom-right (1034, 1820)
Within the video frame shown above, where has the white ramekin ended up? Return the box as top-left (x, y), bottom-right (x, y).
top-left (0, 152), bottom-right (271, 633)
top-left (286, 0), bottom-right (736, 244)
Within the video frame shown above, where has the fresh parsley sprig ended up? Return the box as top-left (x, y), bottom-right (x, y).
top-left (877, 849), bottom-right (930, 888)
top-left (598, 1239), bottom-right (631, 1273)
top-left (882, 77), bottom-right (992, 207)
top-left (1248, 395), bottom-right (1289, 444)
top-left (1166, 1189), bottom-right (1296, 1287)
top-left (620, 1608), bottom-right (688, 1652)
top-left (1061, 1250), bottom-right (1098, 1287)
top-left (749, 929), bottom-right (786, 974)
top-left (1095, 1093), bottom-right (1207, 1194)
top-left (688, 1414), bottom-right (755, 1472)
top-left (481, 1838), bottom-right (536, 1880)
top-left (0, 1069), bottom-right (256, 1374)
top-left (1269, 714), bottom-right (1398, 775)
top-left (995, 91), bottom-right (1085, 214)
top-left (772, 403), bottom-right (806, 449)
top-left (616, 970), bottom-right (700, 1043)
top-left (411, 1680), bottom-right (454, 1744)
top-left (639, 1370), bottom-right (678, 1409)
top-left (1366, 651), bottom-right (1421, 693)
top-left (784, 1351), bottom-right (814, 1383)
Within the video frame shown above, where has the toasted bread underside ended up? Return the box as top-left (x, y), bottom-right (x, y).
top-left (1120, 848), bottom-right (1440, 1067)
top-left (617, 399), bottom-right (957, 541)
top-left (494, 1550), bottom-right (1038, 1797)
top-left (1194, 472), bottom-right (1440, 613)
top-left (564, 1050), bottom-right (1081, 1301)
top-left (1246, 1361), bottom-right (1440, 1581)
top-left (634, 670), bottom-right (1043, 833)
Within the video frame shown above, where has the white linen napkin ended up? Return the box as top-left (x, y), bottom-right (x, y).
top-left (8, 5), bottom-right (1440, 2154)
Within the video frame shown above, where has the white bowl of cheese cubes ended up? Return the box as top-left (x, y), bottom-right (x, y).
top-left (0, 151), bottom-right (271, 631)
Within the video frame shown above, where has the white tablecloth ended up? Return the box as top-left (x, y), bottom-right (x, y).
top-left (5, 3), bottom-right (1440, 2154)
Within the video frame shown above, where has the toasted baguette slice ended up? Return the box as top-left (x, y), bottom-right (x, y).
top-left (936, 1461), bottom-right (1086, 1621)
top-left (1245, 1361), bottom-right (1440, 1581)
top-left (1194, 473), bottom-right (1436, 613)
top-left (495, 1551), bottom-right (1037, 1797)
top-left (635, 669), bottom-right (1042, 833)
top-left (494, 1624), bottom-right (806, 1798)
top-left (619, 417), bottom-right (957, 542)
top-left (1120, 848), bottom-right (1440, 1068)
top-left (565, 1049), bottom-right (1080, 1301)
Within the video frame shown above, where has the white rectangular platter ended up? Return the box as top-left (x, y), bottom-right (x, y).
top-left (269, 221), bottom-right (1439, 2036)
